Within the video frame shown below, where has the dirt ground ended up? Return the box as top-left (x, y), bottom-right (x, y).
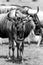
top-left (0, 44), bottom-right (43, 65)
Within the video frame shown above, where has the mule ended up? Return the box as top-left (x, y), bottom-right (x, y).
top-left (0, 12), bottom-right (17, 59)
top-left (14, 16), bottom-right (36, 61)
top-left (7, 9), bottom-right (35, 61)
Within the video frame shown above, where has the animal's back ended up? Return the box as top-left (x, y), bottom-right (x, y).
top-left (0, 13), bottom-right (8, 24)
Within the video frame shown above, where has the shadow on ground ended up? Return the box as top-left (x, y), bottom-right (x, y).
top-left (0, 55), bottom-right (23, 64)
top-left (6, 56), bottom-right (29, 64)
top-left (6, 57), bottom-right (23, 64)
top-left (0, 55), bottom-right (7, 59)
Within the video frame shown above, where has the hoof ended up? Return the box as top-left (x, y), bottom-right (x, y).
top-left (11, 55), bottom-right (15, 60)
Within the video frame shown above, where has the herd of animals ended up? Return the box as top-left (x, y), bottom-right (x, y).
top-left (0, 5), bottom-right (43, 62)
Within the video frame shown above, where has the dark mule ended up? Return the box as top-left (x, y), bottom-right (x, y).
top-left (14, 16), bottom-right (35, 62)
top-left (0, 12), bottom-right (16, 59)
top-left (6, 9), bottom-right (35, 61)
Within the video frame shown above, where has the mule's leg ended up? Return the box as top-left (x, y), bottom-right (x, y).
top-left (8, 39), bottom-right (12, 59)
top-left (19, 42), bottom-right (22, 58)
top-left (12, 40), bottom-right (15, 59)
top-left (37, 36), bottom-right (42, 46)
top-left (21, 42), bottom-right (24, 62)
top-left (8, 32), bottom-right (14, 59)
top-left (17, 43), bottom-right (19, 59)
top-left (20, 49), bottom-right (22, 59)
top-left (17, 48), bottom-right (19, 58)
top-left (20, 42), bottom-right (24, 62)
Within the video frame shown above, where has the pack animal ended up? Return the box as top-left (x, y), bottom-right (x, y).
top-left (0, 12), bottom-right (17, 59)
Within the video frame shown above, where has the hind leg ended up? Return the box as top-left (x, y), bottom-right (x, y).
top-left (11, 39), bottom-right (15, 59)
top-left (16, 43), bottom-right (19, 59)
top-left (20, 42), bottom-right (24, 62)
top-left (8, 34), bottom-right (15, 59)
top-left (8, 39), bottom-right (12, 59)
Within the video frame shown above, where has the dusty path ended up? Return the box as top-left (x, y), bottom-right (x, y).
top-left (0, 44), bottom-right (43, 65)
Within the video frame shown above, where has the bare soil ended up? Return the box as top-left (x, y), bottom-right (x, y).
top-left (0, 44), bottom-right (43, 65)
